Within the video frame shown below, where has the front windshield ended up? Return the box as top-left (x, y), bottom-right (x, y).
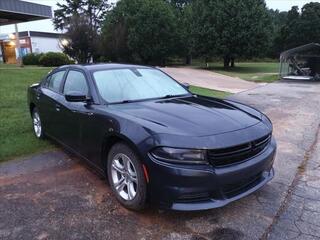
top-left (93, 68), bottom-right (189, 103)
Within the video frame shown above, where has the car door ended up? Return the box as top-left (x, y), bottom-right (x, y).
top-left (38, 70), bottom-right (66, 139)
top-left (60, 69), bottom-right (91, 154)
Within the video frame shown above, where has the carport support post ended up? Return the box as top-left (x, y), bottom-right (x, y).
top-left (15, 24), bottom-right (23, 67)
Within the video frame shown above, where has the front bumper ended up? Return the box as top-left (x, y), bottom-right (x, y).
top-left (146, 137), bottom-right (276, 211)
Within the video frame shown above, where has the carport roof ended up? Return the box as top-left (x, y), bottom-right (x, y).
top-left (280, 43), bottom-right (320, 60)
top-left (0, 0), bottom-right (52, 26)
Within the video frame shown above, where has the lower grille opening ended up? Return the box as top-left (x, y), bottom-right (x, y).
top-left (223, 172), bottom-right (263, 198)
top-left (177, 192), bottom-right (211, 203)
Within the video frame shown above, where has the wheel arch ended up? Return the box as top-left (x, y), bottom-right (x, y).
top-left (101, 132), bottom-right (145, 172)
top-left (29, 102), bottom-right (36, 116)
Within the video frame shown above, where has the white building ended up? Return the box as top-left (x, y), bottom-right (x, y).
top-left (0, 31), bottom-right (63, 64)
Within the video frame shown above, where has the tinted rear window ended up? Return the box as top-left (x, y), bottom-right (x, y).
top-left (47, 71), bottom-right (66, 93)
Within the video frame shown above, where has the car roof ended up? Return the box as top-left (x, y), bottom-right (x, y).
top-left (56, 63), bottom-right (154, 72)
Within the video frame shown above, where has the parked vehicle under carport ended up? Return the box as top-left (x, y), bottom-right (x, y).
top-left (280, 43), bottom-right (320, 81)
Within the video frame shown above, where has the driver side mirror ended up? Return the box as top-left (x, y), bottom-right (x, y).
top-left (65, 91), bottom-right (90, 102)
top-left (182, 82), bottom-right (190, 90)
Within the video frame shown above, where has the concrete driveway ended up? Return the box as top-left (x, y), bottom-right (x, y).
top-left (160, 67), bottom-right (262, 93)
top-left (1, 80), bottom-right (320, 240)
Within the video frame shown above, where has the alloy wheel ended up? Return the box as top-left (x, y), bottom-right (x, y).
top-left (33, 111), bottom-right (42, 138)
top-left (111, 153), bottom-right (138, 201)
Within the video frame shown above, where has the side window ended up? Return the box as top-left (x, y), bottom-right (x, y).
top-left (48, 71), bottom-right (66, 92)
top-left (42, 75), bottom-right (51, 87)
top-left (63, 70), bottom-right (89, 95)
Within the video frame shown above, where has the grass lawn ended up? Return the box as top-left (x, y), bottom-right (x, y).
top-left (189, 86), bottom-right (230, 98)
top-left (195, 62), bottom-right (280, 83)
top-left (0, 65), bottom-right (55, 162)
top-left (0, 65), bottom-right (228, 162)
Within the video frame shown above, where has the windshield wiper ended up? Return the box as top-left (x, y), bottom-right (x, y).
top-left (112, 94), bottom-right (190, 104)
top-left (115, 99), bottom-right (136, 104)
top-left (158, 94), bottom-right (189, 100)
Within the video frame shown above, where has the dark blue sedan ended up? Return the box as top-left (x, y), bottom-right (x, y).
top-left (27, 64), bottom-right (276, 211)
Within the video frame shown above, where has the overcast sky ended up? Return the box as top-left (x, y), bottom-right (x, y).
top-left (0, 0), bottom-right (319, 34)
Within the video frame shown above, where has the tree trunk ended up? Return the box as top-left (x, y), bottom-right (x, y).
top-left (230, 57), bottom-right (235, 67)
top-left (205, 57), bottom-right (209, 68)
top-left (161, 58), bottom-right (166, 67)
top-left (223, 56), bottom-right (230, 68)
top-left (186, 55), bottom-right (192, 65)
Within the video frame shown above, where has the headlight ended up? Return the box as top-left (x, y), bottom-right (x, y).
top-left (150, 147), bottom-right (207, 164)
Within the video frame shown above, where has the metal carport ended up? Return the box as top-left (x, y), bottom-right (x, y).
top-left (280, 43), bottom-right (320, 81)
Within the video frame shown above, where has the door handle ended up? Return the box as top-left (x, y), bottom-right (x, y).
top-left (55, 104), bottom-right (61, 112)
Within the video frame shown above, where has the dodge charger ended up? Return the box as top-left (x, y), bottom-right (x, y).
top-left (27, 64), bottom-right (276, 211)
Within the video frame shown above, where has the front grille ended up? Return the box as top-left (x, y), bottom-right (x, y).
top-left (208, 134), bottom-right (271, 167)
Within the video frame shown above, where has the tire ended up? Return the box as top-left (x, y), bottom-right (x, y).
top-left (107, 142), bottom-right (147, 211)
top-left (32, 107), bottom-right (45, 139)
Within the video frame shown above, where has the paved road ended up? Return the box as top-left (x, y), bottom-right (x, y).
top-left (160, 67), bottom-right (262, 93)
top-left (1, 80), bottom-right (320, 240)
top-left (268, 131), bottom-right (320, 240)
top-left (229, 80), bottom-right (320, 240)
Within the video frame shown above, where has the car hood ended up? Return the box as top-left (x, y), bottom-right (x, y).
top-left (112, 96), bottom-right (262, 136)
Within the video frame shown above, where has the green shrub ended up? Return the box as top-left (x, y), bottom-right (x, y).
top-left (39, 52), bottom-right (72, 67)
top-left (22, 53), bottom-right (44, 65)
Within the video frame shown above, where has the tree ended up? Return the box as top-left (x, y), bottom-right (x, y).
top-left (101, 0), bottom-right (140, 62)
top-left (274, 2), bottom-right (320, 55)
top-left (268, 9), bottom-right (288, 57)
top-left (166, 0), bottom-right (192, 10)
top-left (299, 2), bottom-right (320, 44)
top-left (53, 0), bottom-right (110, 63)
top-left (269, 9), bottom-right (288, 32)
top-left (178, 5), bottom-right (197, 64)
top-left (102, 0), bottom-right (179, 65)
top-left (62, 15), bottom-right (100, 63)
top-left (190, 0), bottom-right (272, 67)
top-left (277, 6), bottom-right (301, 51)
top-left (165, 0), bottom-right (194, 64)
top-left (54, 0), bottom-right (110, 31)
